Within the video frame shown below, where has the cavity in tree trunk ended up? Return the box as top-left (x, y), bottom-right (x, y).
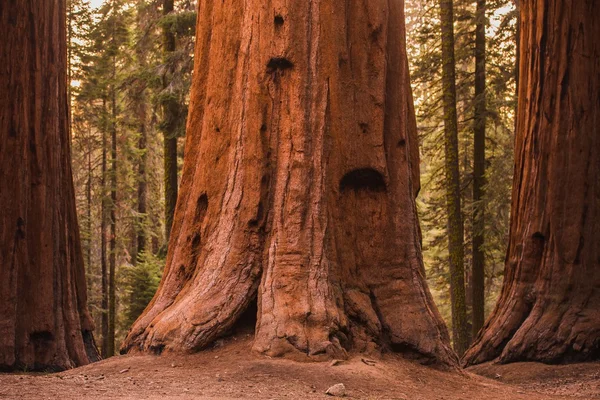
top-left (464, 0), bottom-right (600, 365)
top-left (0, 0), bottom-right (100, 371)
top-left (471, 0), bottom-right (487, 338)
top-left (122, 0), bottom-right (456, 366)
top-left (439, 0), bottom-right (469, 356)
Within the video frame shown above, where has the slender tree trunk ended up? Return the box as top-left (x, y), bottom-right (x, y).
top-left (107, 76), bottom-right (118, 358)
top-left (439, 0), bottom-right (469, 356)
top-left (86, 126), bottom-right (93, 276)
top-left (471, 0), bottom-right (487, 338)
top-left (100, 99), bottom-right (109, 357)
top-left (122, 0), bottom-right (457, 367)
top-left (162, 0), bottom-right (179, 243)
top-left (464, 0), bottom-right (600, 365)
top-left (134, 4), bottom-right (149, 262)
top-left (0, 0), bottom-right (99, 371)
top-left (136, 104), bottom-right (148, 263)
top-left (163, 130), bottom-right (178, 242)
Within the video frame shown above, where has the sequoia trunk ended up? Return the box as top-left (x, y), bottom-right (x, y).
top-left (463, 0), bottom-right (600, 365)
top-left (122, 0), bottom-right (456, 366)
top-left (0, 0), bottom-right (100, 371)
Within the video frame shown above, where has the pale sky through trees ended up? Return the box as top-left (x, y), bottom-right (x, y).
top-left (90, 0), bottom-right (105, 9)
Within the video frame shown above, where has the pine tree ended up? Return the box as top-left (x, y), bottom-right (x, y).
top-left (439, 0), bottom-right (469, 355)
top-left (405, 0), bottom-right (517, 337)
top-left (471, 0), bottom-right (487, 338)
top-left (70, 0), bottom-right (196, 348)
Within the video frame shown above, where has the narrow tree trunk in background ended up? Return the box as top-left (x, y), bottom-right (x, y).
top-left (0, 0), bottom-right (99, 371)
top-left (100, 100), bottom-right (109, 358)
top-left (439, 0), bottom-right (469, 356)
top-left (134, 6), bottom-right (149, 262)
top-left (122, 0), bottom-right (457, 367)
top-left (464, 0), bottom-right (600, 365)
top-left (471, 0), bottom-right (486, 339)
top-left (107, 80), bottom-right (118, 358)
top-left (136, 103), bottom-right (148, 263)
top-left (163, 130), bottom-right (178, 242)
top-left (162, 0), bottom-right (179, 243)
top-left (87, 127), bottom-right (93, 276)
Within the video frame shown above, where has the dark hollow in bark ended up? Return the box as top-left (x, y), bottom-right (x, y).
top-left (122, 0), bottom-right (456, 367)
top-left (463, 0), bottom-right (600, 366)
top-left (340, 168), bottom-right (387, 193)
top-left (0, 0), bottom-right (100, 371)
top-left (266, 57), bottom-right (294, 74)
top-left (274, 15), bottom-right (285, 27)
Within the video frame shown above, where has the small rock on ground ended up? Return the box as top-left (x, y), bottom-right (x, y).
top-left (326, 383), bottom-right (346, 397)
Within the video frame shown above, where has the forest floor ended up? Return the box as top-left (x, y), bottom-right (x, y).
top-left (1, 335), bottom-right (599, 400)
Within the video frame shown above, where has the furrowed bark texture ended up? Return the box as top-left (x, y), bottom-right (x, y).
top-left (0, 0), bottom-right (100, 371)
top-left (122, 0), bottom-right (456, 366)
top-left (464, 0), bottom-right (600, 365)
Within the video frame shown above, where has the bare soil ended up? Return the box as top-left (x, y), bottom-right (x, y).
top-left (1, 336), bottom-right (598, 399)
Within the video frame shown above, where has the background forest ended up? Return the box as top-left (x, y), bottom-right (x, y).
top-left (68, 0), bottom-right (517, 356)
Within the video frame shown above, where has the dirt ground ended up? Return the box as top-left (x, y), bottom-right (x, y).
top-left (1, 335), bottom-right (599, 399)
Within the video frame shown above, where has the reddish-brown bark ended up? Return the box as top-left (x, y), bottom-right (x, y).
top-left (464, 0), bottom-right (600, 365)
top-left (122, 0), bottom-right (456, 366)
top-left (0, 0), bottom-right (100, 371)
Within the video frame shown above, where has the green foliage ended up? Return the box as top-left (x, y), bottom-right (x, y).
top-left (69, 0), bottom-right (195, 351)
top-left (407, 0), bottom-right (517, 332)
top-left (159, 10), bottom-right (197, 36)
top-left (119, 252), bottom-right (163, 332)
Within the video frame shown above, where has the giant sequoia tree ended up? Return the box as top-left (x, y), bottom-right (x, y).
top-left (0, 0), bottom-right (99, 370)
top-left (122, 0), bottom-right (456, 365)
top-left (464, 0), bottom-right (600, 365)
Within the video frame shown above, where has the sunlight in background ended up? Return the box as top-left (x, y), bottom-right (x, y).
top-left (89, 0), bottom-right (105, 9)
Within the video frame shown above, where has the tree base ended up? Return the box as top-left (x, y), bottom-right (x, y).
top-left (463, 262), bottom-right (600, 366)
